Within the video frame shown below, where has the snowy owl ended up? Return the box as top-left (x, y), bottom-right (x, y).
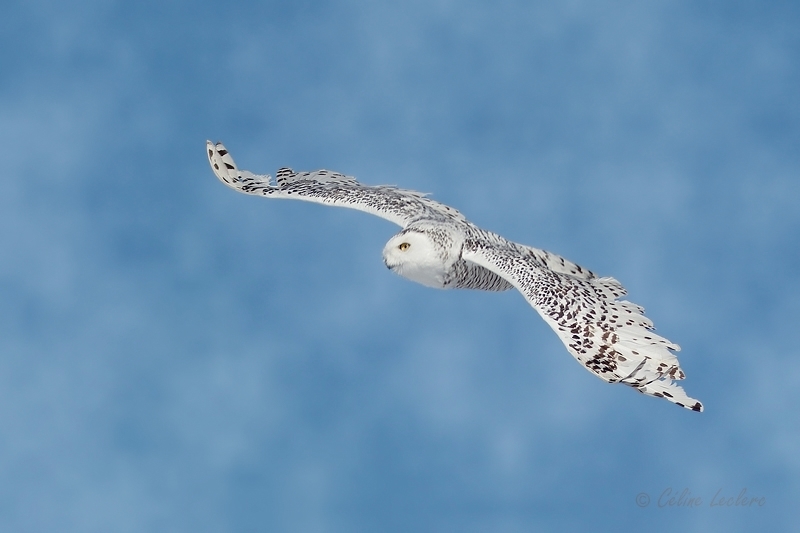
top-left (207, 141), bottom-right (703, 412)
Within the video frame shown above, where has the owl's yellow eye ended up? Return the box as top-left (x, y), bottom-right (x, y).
top-left (398, 242), bottom-right (410, 251)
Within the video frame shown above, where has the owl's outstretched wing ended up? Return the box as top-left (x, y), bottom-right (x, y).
top-left (462, 235), bottom-right (703, 412)
top-left (207, 141), bottom-right (466, 228)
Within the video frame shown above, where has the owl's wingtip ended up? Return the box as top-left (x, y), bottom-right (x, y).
top-left (206, 140), bottom-right (239, 187)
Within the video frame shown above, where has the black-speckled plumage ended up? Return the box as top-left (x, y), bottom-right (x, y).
top-left (207, 141), bottom-right (703, 412)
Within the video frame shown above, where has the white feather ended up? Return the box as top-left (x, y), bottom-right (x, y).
top-left (207, 141), bottom-right (703, 412)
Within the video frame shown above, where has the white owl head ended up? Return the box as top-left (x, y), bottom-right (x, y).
top-left (382, 229), bottom-right (450, 289)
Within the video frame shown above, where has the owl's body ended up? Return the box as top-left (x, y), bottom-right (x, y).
top-left (207, 141), bottom-right (703, 412)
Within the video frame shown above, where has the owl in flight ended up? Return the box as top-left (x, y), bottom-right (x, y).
top-left (207, 141), bottom-right (702, 412)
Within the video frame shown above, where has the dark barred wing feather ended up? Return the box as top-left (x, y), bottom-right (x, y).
top-left (462, 238), bottom-right (703, 412)
top-left (207, 141), bottom-right (466, 228)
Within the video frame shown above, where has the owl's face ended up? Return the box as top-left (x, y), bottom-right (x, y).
top-left (382, 230), bottom-right (448, 289)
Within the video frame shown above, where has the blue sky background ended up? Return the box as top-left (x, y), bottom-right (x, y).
top-left (2, 0), bottom-right (798, 531)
